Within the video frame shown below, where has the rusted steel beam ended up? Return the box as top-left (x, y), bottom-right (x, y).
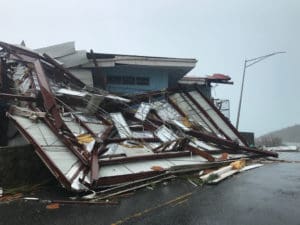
top-left (95, 171), bottom-right (165, 186)
top-left (166, 96), bottom-right (187, 117)
top-left (6, 52), bottom-right (37, 63)
top-left (99, 153), bottom-right (126, 159)
top-left (91, 126), bottom-right (114, 185)
top-left (153, 141), bottom-right (172, 153)
top-left (99, 151), bottom-right (191, 166)
top-left (0, 41), bottom-right (41, 59)
top-left (0, 93), bottom-right (37, 102)
top-left (92, 126), bottom-right (114, 181)
top-left (181, 89), bottom-right (231, 140)
top-left (95, 113), bottom-right (111, 126)
top-left (185, 145), bottom-right (215, 162)
top-left (124, 105), bottom-right (277, 157)
top-left (193, 85), bottom-right (249, 146)
top-left (91, 147), bottom-right (100, 187)
top-left (43, 53), bottom-right (85, 88)
top-left (34, 60), bottom-right (91, 163)
top-left (8, 114), bottom-right (72, 190)
top-left (55, 97), bottom-right (106, 141)
top-left (126, 86), bottom-right (180, 103)
top-left (42, 116), bottom-right (89, 166)
top-left (99, 125), bottom-right (114, 140)
top-left (121, 111), bottom-right (157, 131)
top-left (186, 129), bottom-right (278, 157)
top-left (34, 60), bottom-right (64, 129)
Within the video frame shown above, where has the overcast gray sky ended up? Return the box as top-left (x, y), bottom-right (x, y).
top-left (1, 0), bottom-right (299, 136)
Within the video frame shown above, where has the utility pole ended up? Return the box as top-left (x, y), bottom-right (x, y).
top-left (236, 51), bottom-right (286, 130)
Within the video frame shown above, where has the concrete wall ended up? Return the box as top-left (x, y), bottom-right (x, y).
top-left (0, 145), bottom-right (54, 188)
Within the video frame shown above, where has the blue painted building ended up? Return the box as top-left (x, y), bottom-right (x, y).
top-left (85, 52), bottom-right (197, 94)
top-left (35, 42), bottom-right (232, 118)
top-left (36, 42), bottom-right (197, 94)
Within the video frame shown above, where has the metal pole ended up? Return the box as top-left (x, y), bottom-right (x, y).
top-left (236, 60), bottom-right (247, 130)
top-left (235, 51), bottom-right (285, 130)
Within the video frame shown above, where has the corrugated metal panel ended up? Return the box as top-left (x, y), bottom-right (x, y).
top-left (152, 101), bottom-right (181, 121)
top-left (11, 115), bottom-right (86, 191)
top-left (189, 90), bottom-right (244, 145)
top-left (110, 113), bottom-right (132, 138)
top-left (103, 143), bottom-right (153, 157)
top-left (43, 146), bottom-right (78, 174)
top-left (132, 131), bottom-right (154, 138)
top-left (135, 102), bottom-right (151, 121)
top-left (170, 93), bottom-right (218, 134)
top-left (192, 140), bottom-right (220, 151)
top-left (35, 42), bottom-right (76, 58)
top-left (57, 50), bottom-right (89, 68)
top-left (166, 155), bottom-right (207, 165)
top-left (154, 125), bottom-right (178, 142)
top-left (171, 120), bottom-right (190, 131)
top-left (14, 117), bottom-right (61, 146)
top-left (85, 123), bottom-right (108, 137)
top-left (99, 165), bottom-right (133, 177)
top-left (123, 160), bottom-right (174, 173)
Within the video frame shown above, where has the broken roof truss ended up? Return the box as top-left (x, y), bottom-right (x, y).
top-left (0, 42), bottom-right (277, 192)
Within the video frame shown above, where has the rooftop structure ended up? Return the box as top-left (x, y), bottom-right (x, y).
top-left (36, 42), bottom-right (197, 94)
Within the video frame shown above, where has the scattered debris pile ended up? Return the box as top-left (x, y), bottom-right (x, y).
top-left (0, 41), bottom-right (277, 193)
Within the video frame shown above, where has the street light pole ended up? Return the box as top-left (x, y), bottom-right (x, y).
top-left (235, 51), bottom-right (286, 130)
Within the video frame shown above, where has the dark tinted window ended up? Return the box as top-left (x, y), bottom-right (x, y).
top-left (107, 76), bottom-right (122, 84)
top-left (136, 77), bottom-right (149, 85)
top-left (122, 76), bottom-right (135, 84)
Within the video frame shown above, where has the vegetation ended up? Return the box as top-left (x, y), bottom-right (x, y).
top-left (256, 135), bottom-right (282, 147)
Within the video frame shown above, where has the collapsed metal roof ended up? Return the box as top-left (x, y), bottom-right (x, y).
top-left (0, 41), bottom-right (277, 192)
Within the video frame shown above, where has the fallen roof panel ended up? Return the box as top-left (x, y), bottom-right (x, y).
top-left (0, 41), bottom-right (277, 192)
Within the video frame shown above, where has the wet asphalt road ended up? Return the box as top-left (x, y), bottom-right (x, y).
top-left (0, 152), bottom-right (300, 225)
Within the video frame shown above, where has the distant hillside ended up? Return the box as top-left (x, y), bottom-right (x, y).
top-left (258, 124), bottom-right (300, 143)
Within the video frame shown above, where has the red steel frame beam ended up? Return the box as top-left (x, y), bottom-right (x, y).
top-left (193, 85), bottom-right (249, 146)
top-left (42, 116), bottom-right (89, 166)
top-left (186, 129), bottom-right (278, 157)
top-left (0, 93), bottom-right (37, 102)
top-left (166, 96), bottom-right (187, 117)
top-left (127, 104), bottom-right (277, 157)
top-left (34, 60), bottom-right (64, 129)
top-left (43, 53), bottom-right (86, 89)
top-left (98, 151), bottom-right (191, 166)
top-left (185, 145), bottom-right (215, 162)
top-left (95, 171), bottom-right (165, 186)
top-left (91, 126), bottom-right (114, 186)
top-left (181, 88), bottom-right (232, 140)
top-left (33, 61), bottom-right (90, 164)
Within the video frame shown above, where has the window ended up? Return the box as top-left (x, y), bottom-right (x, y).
top-left (107, 75), bottom-right (150, 86)
top-left (107, 76), bottom-right (122, 84)
top-left (122, 76), bottom-right (135, 85)
top-left (136, 77), bottom-right (150, 85)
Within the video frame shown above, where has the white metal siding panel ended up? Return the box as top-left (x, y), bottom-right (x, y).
top-left (189, 91), bottom-right (244, 145)
top-left (69, 69), bottom-right (93, 86)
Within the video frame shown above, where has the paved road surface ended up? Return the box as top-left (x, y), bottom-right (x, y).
top-left (0, 152), bottom-right (299, 225)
